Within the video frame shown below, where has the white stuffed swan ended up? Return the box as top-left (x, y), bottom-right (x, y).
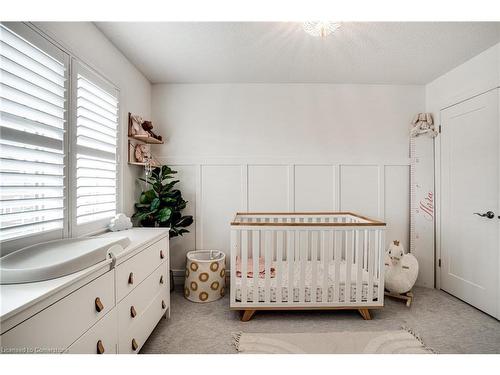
top-left (384, 240), bottom-right (419, 294)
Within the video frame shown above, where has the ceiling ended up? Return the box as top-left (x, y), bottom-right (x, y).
top-left (95, 22), bottom-right (500, 84)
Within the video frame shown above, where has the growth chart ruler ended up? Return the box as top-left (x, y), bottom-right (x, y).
top-left (409, 133), bottom-right (435, 288)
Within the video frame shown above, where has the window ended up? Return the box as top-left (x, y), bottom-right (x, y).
top-left (0, 23), bottom-right (68, 243)
top-left (74, 64), bottom-right (119, 231)
top-left (0, 23), bottom-right (120, 250)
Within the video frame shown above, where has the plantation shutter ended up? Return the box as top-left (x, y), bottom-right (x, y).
top-left (75, 63), bottom-right (119, 228)
top-left (0, 24), bottom-right (68, 242)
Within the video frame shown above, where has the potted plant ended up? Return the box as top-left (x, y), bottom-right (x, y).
top-left (133, 165), bottom-right (194, 291)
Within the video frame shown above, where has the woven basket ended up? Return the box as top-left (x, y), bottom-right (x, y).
top-left (184, 250), bottom-right (226, 303)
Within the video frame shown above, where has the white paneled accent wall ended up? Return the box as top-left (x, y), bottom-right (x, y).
top-left (248, 165), bottom-right (289, 211)
top-left (152, 83), bottom-right (422, 283)
top-left (340, 165), bottom-right (380, 219)
top-left (294, 165), bottom-right (335, 212)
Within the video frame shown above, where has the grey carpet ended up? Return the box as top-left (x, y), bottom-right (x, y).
top-left (140, 286), bottom-right (500, 354)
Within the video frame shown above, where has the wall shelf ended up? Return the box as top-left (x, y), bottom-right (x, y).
top-left (128, 112), bottom-right (164, 166)
top-left (128, 161), bottom-right (160, 167)
top-left (129, 134), bottom-right (164, 144)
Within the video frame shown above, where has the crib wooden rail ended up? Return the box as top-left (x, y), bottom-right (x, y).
top-left (230, 212), bottom-right (386, 321)
top-left (231, 212), bottom-right (386, 226)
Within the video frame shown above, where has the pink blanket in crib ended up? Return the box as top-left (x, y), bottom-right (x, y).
top-left (235, 256), bottom-right (276, 278)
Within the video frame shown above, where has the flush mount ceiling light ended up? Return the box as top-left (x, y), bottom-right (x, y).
top-left (303, 21), bottom-right (341, 38)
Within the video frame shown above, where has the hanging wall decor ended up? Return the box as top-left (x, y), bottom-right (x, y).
top-left (410, 112), bottom-right (436, 288)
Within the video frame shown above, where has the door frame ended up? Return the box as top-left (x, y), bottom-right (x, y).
top-left (434, 87), bottom-right (500, 313)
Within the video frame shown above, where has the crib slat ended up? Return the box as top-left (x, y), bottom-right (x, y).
top-left (230, 229), bottom-right (238, 305)
top-left (367, 230), bottom-right (374, 303)
top-left (311, 230), bottom-right (318, 303)
top-left (300, 231), bottom-right (307, 303)
top-left (321, 230), bottom-right (328, 303)
top-left (345, 230), bottom-right (353, 303)
top-left (264, 230), bottom-right (271, 304)
top-left (276, 230), bottom-right (283, 303)
top-left (288, 230), bottom-right (294, 304)
top-left (333, 230), bottom-right (340, 303)
top-left (378, 229), bottom-right (385, 303)
top-left (356, 229), bottom-right (362, 303)
top-left (374, 230), bottom-right (380, 302)
top-left (241, 230), bottom-right (248, 303)
top-left (252, 230), bottom-right (259, 304)
top-left (363, 228), bottom-right (369, 270)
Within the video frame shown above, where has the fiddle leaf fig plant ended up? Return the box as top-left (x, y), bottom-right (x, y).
top-left (133, 165), bottom-right (193, 238)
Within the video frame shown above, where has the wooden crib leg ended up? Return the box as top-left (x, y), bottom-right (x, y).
top-left (358, 308), bottom-right (372, 320)
top-left (240, 310), bottom-right (256, 322)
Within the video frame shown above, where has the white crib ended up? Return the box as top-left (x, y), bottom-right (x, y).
top-left (230, 212), bottom-right (386, 321)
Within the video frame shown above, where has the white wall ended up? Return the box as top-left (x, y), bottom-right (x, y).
top-left (426, 42), bottom-right (500, 289)
top-left (32, 22), bottom-right (152, 217)
top-left (151, 84), bottom-right (425, 276)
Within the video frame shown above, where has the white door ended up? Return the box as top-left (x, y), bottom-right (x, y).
top-left (440, 88), bottom-right (499, 319)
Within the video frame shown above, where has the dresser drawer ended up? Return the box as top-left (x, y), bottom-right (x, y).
top-left (66, 309), bottom-right (117, 354)
top-left (0, 271), bottom-right (114, 353)
top-left (118, 263), bottom-right (168, 333)
top-left (118, 288), bottom-right (168, 354)
top-left (116, 239), bottom-right (168, 302)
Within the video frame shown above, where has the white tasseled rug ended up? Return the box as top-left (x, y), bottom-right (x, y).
top-left (233, 328), bottom-right (435, 354)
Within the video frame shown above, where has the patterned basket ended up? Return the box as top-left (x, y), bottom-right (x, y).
top-left (184, 250), bottom-right (226, 303)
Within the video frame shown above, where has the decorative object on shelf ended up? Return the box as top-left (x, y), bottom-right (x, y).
top-left (184, 250), bottom-right (226, 303)
top-left (303, 21), bottom-right (341, 38)
top-left (134, 143), bottom-right (150, 163)
top-left (128, 112), bottom-right (148, 137)
top-left (134, 166), bottom-right (194, 293)
top-left (128, 141), bottom-right (160, 167)
top-left (109, 213), bottom-right (133, 232)
top-left (141, 120), bottom-right (162, 142)
top-left (410, 113), bottom-right (437, 138)
top-left (384, 240), bottom-right (419, 307)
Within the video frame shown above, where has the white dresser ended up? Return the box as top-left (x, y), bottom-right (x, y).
top-left (0, 228), bottom-right (170, 354)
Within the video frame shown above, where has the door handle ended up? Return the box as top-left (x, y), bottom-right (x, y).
top-left (474, 211), bottom-right (495, 219)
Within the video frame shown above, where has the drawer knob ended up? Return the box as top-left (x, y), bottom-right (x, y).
top-left (160, 250), bottom-right (164, 259)
top-left (95, 297), bottom-right (104, 312)
top-left (96, 340), bottom-right (105, 354)
top-left (159, 275), bottom-right (164, 284)
top-left (130, 305), bottom-right (137, 318)
top-left (131, 338), bottom-right (139, 351)
top-left (162, 300), bottom-right (166, 309)
top-left (128, 272), bottom-right (134, 285)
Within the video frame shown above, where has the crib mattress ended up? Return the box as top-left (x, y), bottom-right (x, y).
top-left (234, 260), bottom-right (379, 303)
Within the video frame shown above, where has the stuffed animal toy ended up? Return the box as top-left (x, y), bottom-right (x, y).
top-left (134, 144), bottom-right (151, 163)
top-left (141, 121), bottom-right (162, 141)
top-left (384, 240), bottom-right (419, 294)
top-left (410, 113), bottom-right (437, 138)
top-left (109, 213), bottom-right (132, 232)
